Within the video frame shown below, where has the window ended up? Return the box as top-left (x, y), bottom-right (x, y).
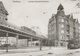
top-left (61, 19), bottom-right (64, 22)
top-left (5, 18), bottom-right (8, 20)
top-left (61, 24), bottom-right (64, 28)
top-left (48, 27), bottom-right (51, 30)
top-left (61, 30), bottom-right (64, 33)
top-left (52, 31), bottom-right (54, 34)
top-left (61, 43), bottom-right (63, 46)
top-left (79, 27), bottom-right (80, 30)
top-left (52, 26), bottom-right (54, 29)
top-left (48, 32), bottom-right (51, 35)
top-left (62, 37), bottom-right (63, 39)
top-left (52, 21), bottom-right (54, 24)
top-left (66, 20), bottom-right (68, 24)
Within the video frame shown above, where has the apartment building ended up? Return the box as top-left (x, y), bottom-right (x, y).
top-left (48, 4), bottom-right (80, 47)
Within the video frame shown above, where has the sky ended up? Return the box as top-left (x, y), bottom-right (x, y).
top-left (0, 0), bottom-right (80, 36)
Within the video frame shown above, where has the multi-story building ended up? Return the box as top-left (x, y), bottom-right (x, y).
top-left (48, 4), bottom-right (80, 47)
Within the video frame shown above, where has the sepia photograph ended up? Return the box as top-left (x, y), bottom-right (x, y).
top-left (0, 0), bottom-right (80, 56)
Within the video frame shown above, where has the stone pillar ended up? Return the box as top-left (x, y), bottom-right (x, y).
top-left (39, 39), bottom-right (42, 50)
top-left (16, 34), bottom-right (19, 48)
top-left (30, 38), bottom-right (33, 47)
top-left (27, 39), bottom-right (29, 47)
top-left (6, 32), bottom-right (8, 52)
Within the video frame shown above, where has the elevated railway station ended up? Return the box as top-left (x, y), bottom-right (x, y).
top-left (0, 1), bottom-right (48, 50)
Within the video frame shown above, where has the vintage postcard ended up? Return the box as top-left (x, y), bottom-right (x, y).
top-left (0, 0), bottom-right (80, 56)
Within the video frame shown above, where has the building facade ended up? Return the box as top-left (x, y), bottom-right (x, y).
top-left (48, 4), bottom-right (80, 47)
top-left (0, 1), bottom-right (8, 25)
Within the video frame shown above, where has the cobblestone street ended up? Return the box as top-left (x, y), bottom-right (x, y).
top-left (0, 47), bottom-right (80, 56)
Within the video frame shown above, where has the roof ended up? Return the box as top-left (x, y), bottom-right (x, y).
top-left (57, 4), bottom-right (64, 10)
top-left (0, 1), bottom-right (8, 15)
top-left (66, 15), bottom-right (70, 19)
top-left (36, 34), bottom-right (48, 39)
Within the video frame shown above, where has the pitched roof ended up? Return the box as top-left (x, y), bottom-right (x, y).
top-left (0, 1), bottom-right (8, 15)
top-left (57, 4), bottom-right (64, 10)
